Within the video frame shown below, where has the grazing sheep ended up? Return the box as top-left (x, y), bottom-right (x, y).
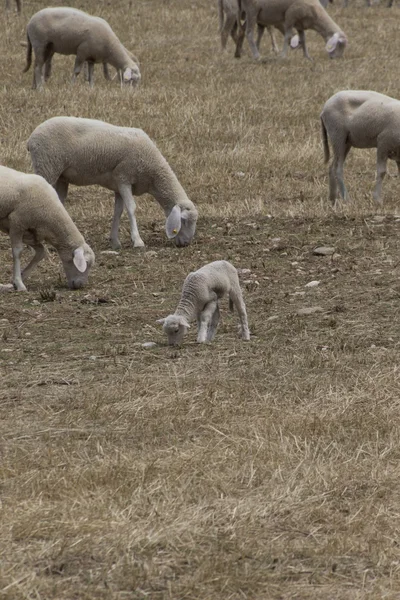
top-left (218, 0), bottom-right (279, 54)
top-left (157, 261), bottom-right (250, 345)
top-left (5, 0), bottom-right (22, 13)
top-left (23, 7), bottom-right (141, 89)
top-left (321, 90), bottom-right (400, 207)
top-left (28, 117), bottom-right (198, 249)
top-left (0, 165), bottom-right (95, 291)
top-left (235, 0), bottom-right (347, 61)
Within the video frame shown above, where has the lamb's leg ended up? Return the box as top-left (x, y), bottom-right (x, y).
top-left (373, 148), bottom-right (388, 205)
top-left (206, 302), bottom-right (220, 342)
top-left (110, 193), bottom-right (124, 250)
top-left (197, 301), bottom-right (218, 343)
top-left (21, 243), bottom-right (46, 281)
top-left (117, 185), bottom-right (145, 248)
top-left (55, 179), bottom-right (69, 204)
top-left (230, 287), bottom-right (250, 340)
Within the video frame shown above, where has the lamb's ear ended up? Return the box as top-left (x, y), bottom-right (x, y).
top-left (156, 318), bottom-right (166, 325)
top-left (290, 34), bottom-right (299, 49)
top-left (73, 247), bottom-right (87, 273)
top-left (123, 68), bottom-right (132, 82)
top-left (180, 317), bottom-right (191, 329)
top-left (325, 33), bottom-right (339, 52)
top-left (165, 206), bottom-right (182, 239)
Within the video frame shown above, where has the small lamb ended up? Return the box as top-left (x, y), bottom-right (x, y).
top-left (218, 0), bottom-right (279, 54)
top-left (320, 90), bottom-right (400, 206)
top-left (235, 0), bottom-right (347, 61)
top-left (27, 117), bottom-right (198, 249)
top-left (0, 166), bottom-right (95, 291)
top-left (157, 261), bottom-right (250, 345)
top-left (23, 7), bottom-right (141, 89)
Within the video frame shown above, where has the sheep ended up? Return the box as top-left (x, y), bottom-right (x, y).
top-left (0, 165), bottom-right (95, 291)
top-left (5, 0), bottom-right (22, 14)
top-left (157, 260), bottom-right (250, 345)
top-left (235, 0), bottom-right (347, 61)
top-left (320, 90), bottom-right (400, 207)
top-left (218, 0), bottom-right (280, 54)
top-left (27, 117), bottom-right (199, 249)
top-left (23, 7), bottom-right (141, 89)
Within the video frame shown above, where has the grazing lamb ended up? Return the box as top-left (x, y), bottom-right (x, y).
top-left (23, 7), bottom-right (141, 89)
top-left (235, 0), bottom-right (347, 61)
top-left (157, 261), bottom-right (250, 345)
top-left (27, 117), bottom-right (198, 249)
top-left (5, 0), bottom-right (22, 13)
top-left (0, 166), bottom-right (95, 291)
top-left (218, 0), bottom-right (279, 53)
top-left (321, 90), bottom-right (400, 206)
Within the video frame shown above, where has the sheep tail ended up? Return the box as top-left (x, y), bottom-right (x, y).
top-left (22, 33), bottom-right (32, 73)
top-left (217, 0), bottom-right (224, 32)
top-left (321, 118), bottom-right (330, 164)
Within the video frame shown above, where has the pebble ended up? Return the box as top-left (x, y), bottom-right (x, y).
top-left (305, 280), bottom-right (320, 288)
top-left (101, 250), bottom-right (119, 255)
top-left (0, 284), bottom-right (13, 293)
top-left (313, 246), bottom-right (336, 256)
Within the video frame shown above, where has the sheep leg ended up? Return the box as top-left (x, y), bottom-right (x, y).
top-left (265, 26), bottom-right (279, 54)
top-left (230, 288), bottom-right (250, 340)
top-left (55, 179), bottom-right (69, 204)
top-left (197, 301), bottom-right (218, 343)
top-left (110, 193), bottom-right (124, 250)
top-left (103, 62), bottom-right (112, 81)
top-left (86, 61), bottom-right (95, 87)
top-left (21, 243), bottom-right (46, 281)
top-left (117, 186), bottom-right (145, 248)
top-left (280, 28), bottom-right (292, 58)
top-left (330, 142), bottom-right (351, 204)
top-left (298, 31), bottom-right (312, 61)
top-left (373, 149), bottom-right (388, 205)
top-left (33, 49), bottom-right (45, 89)
top-left (245, 14), bottom-right (261, 59)
top-left (206, 302), bottom-right (220, 342)
top-left (43, 46), bottom-right (54, 81)
top-left (221, 14), bottom-right (236, 49)
top-left (71, 55), bottom-right (84, 84)
top-left (9, 237), bottom-right (27, 291)
top-left (256, 24), bottom-right (266, 52)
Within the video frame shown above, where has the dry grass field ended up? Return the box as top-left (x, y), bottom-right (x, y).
top-left (1, 0), bottom-right (400, 597)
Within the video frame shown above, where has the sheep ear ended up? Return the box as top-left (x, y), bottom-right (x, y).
top-left (290, 34), bottom-right (299, 49)
top-left (325, 33), bottom-right (339, 52)
top-left (156, 318), bottom-right (166, 325)
top-left (123, 68), bottom-right (132, 81)
top-left (73, 246), bottom-right (87, 273)
top-left (165, 206), bottom-right (182, 239)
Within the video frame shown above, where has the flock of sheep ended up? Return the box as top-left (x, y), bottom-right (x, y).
top-left (1, 0), bottom-right (399, 346)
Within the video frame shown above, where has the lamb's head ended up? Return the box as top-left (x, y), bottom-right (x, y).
top-left (325, 33), bottom-right (347, 59)
top-left (122, 63), bottom-right (141, 87)
top-left (157, 314), bottom-right (190, 346)
top-left (60, 243), bottom-right (95, 290)
top-left (165, 205), bottom-right (198, 247)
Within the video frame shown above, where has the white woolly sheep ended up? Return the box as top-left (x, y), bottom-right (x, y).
top-left (321, 90), bottom-right (400, 206)
top-left (0, 165), bottom-right (95, 291)
top-left (5, 0), bottom-right (22, 13)
top-left (218, 0), bottom-right (280, 53)
top-left (27, 117), bottom-right (198, 249)
top-left (23, 7), bottom-right (141, 89)
top-left (235, 0), bottom-right (347, 61)
top-left (157, 260), bottom-right (250, 345)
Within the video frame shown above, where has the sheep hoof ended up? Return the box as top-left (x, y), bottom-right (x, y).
top-left (133, 240), bottom-right (145, 248)
top-left (110, 239), bottom-right (122, 250)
